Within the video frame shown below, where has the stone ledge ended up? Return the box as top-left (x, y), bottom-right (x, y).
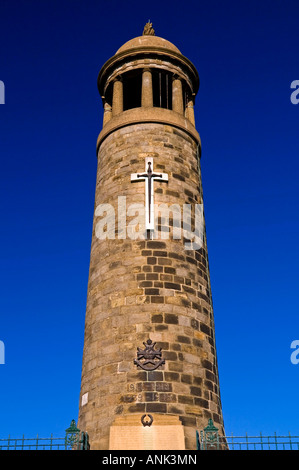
top-left (97, 107), bottom-right (201, 150)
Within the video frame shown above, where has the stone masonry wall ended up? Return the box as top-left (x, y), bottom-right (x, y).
top-left (78, 122), bottom-right (225, 449)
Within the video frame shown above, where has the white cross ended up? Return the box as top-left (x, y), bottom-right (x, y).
top-left (131, 157), bottom-right (168, 230)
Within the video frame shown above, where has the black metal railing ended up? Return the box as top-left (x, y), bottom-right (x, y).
top-left (0, 420), bottom-right (89, 450)
top-left (1, 417), bottom-right (298, 450)
top-left (197, 419), bottom-right (299, 450)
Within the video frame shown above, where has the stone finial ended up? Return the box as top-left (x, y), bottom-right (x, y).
top-left (143, 20), bottom-right (155, 36)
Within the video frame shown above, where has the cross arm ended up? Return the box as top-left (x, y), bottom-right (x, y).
top-left (152, 173), bottom-right (168, 182)
top-left (131, 173), bottom-right (146, 182)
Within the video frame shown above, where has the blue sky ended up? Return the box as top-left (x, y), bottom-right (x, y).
top-left (0, 0), bottom-right (299, 439)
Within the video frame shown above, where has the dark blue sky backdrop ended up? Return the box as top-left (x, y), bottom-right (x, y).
top-left (0, 0), bottom-right (299, 438)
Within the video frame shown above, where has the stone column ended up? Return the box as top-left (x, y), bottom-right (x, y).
top-left (103, 100), bottom-right (112, 126)
top-left (185, 95), bottom-right (195, 126)
top-left (141, 68), bottom-right (153, 107)
top-left (172, 76), bottom-right (184, 115)
top-left (112, 77), bottom-right (123, 116)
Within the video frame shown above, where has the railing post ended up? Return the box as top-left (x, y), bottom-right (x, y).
top-left (199, 419), bottom-right (220, 450)
top-left (196, 430), bottom-right (200, 450)
top-left (65, 419), bottom-right (90, 450)
top-left (274, 432), bottom-right (278, 450)
top-left (260, 432), bottom-right (264, 450)
top-left (65, 419), bottom-right (80, 449)
top-left (289, 432), bottom-right (293, 450)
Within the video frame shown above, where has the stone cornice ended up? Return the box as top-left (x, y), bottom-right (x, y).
top-left (96, 107), bottom-right (201, 152)
top-left (98, 47), bottom-right (199, 97)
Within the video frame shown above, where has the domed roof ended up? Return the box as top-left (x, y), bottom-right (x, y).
top-left (97, 23), bottom-right (199, 98)
top-left (115, 35), bottom-right (182, 56)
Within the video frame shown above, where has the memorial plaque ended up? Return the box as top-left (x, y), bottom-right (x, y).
top-left (109, 415), bottom-right (185, 450)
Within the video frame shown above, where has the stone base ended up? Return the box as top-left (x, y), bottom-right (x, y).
top-left (109, 414), bottom-right (185, 450)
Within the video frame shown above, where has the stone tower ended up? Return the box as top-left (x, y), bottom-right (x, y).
top-left (78, 23), bottom-right (225, 450)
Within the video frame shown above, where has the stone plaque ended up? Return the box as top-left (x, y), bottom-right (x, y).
top-left (109, 414), bottom-right (185, 450)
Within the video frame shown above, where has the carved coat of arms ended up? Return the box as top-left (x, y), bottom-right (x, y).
top-left (134, 339), bottom-right (165, 371)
